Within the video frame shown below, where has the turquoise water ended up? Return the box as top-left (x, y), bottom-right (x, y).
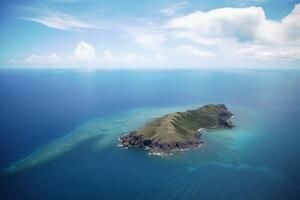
top-left (0, 69), bottom-right (299, 199)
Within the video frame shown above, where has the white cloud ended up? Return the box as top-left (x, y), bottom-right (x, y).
top-left (166, 4), bottom-right (300, 60)
top-left (132, 32), bottom-right (166, 47)
top-left (166, 6), bottom-right (266, 45)
top-left (256, 3), bottom-right (300, 45)
top-left (232, 44), bottom-right (300, 60)
top-left (11, 41), bottom-right (97, 65)
top-left (21, 13), bottom-right (96, 31)
top-left (10, 3), bottom-right (300, 68)
top-left (23, 53), bottom-right (61, 64)
top-left (121, 53), bottom-right (167, 64)
top-left (123, 54), bottom-right (145, 62)
top-left (74, 41), bottom-right (96, 60)
top-left (161, 2), bottom-right (189, 16)
top-left (103, 50), bottom-right (115, 61)
top-left (117, 21), bottom-right (167, 48)
top-left (176, 45), bottom-right (216, 58)
top-left (11, 41), bottom-right (167, 68)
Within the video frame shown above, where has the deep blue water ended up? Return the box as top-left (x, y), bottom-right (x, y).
top-left (0, 69), bottom-right (299, 200)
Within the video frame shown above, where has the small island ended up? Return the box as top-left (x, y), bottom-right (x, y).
top-left (119, 104), bottom-right (234, 155)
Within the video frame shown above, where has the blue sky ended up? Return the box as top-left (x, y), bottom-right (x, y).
top-left (1, 0), bottom-right (300, 69)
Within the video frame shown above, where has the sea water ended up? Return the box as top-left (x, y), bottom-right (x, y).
top-left (0, 69), bottom-right (299, 199)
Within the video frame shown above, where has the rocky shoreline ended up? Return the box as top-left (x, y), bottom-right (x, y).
top-left (119, 133), bottom-right (204, 156)
top-left (119, 104), bottom-right (234, 155)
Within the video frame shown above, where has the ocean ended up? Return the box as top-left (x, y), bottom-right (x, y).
top-left (0, 69), bottom-right (299, 200)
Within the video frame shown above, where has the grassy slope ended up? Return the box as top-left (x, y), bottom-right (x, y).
top-left (134, 104), bottom-right (226, 144)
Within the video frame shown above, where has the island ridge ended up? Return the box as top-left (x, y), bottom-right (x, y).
top-left (119, 104), bottom-right (234, 155)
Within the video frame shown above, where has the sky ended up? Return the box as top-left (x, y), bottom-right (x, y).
top-left (0, 0), bottom-right (300, 69)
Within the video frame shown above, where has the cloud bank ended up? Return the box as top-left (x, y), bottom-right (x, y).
top-left (10, 41), bottom-right (167, 68)
top-left (166, 4), bottom-right (300, 59)
top-left (10, 3), bottom-right (300, 68)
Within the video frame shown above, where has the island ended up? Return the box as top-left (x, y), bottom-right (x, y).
top-left (119, 104), bottom-right (234, 155)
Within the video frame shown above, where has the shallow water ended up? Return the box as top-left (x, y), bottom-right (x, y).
top-left (0, 69), bottom-right (299, 200)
